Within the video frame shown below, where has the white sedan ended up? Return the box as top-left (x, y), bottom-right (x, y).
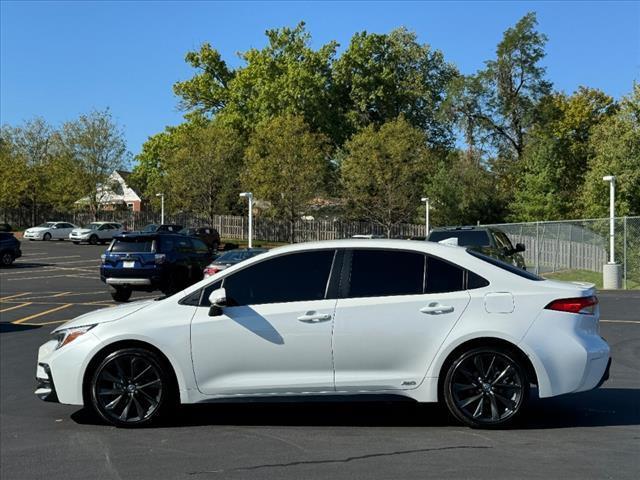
top-left (35, 239), bottom-right (610, 428)
top-left (69, 222), bottom-right (124, 245)
top-left (23, 221), bottom-right (77, 241)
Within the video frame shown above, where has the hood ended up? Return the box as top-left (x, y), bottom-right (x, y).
top-left (71, 228), bottom-right (92, 234)
top-left (26, 227), bottom-right (50, 232)
top-left (52, 298), bottom-right (155, 333)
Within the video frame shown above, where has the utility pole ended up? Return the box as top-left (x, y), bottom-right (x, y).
top-left (240, 192), bottom-right (254, 248)
top-left (421, 197), bottom-right (430, 237)
top-left (155, 193), bottom-right (165, 225)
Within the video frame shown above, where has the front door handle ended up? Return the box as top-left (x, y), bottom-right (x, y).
top-left (420, 303), bottom-right (454, 315)
top-left (297, 311), bottom-right (332, 323)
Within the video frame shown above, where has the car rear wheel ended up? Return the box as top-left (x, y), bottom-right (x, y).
top-left (43, 233), bottom-right (51, 241)
top-left (443, 347), bottom-right (529, 428)
top-left (89, 234), bottom-right (99, 245)
top-left (0, 251), bottom-right (14, 266)
top-left (89, 348), bottom-right (173, 427)
top-left (110, 287), bottom-right (132, 302)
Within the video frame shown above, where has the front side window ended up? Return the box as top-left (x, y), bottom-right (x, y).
top-left (192, 238), bottom-right (209, 253)
top-left (223, 250), bottom-right (335, 306)
top-left (348, 249), bottom-right (424, 298)
top-left (429, 230), bottom-right (491, 247)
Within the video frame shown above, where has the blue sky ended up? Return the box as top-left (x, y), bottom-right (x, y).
top-left (1, 1), bottom-right (638, 157)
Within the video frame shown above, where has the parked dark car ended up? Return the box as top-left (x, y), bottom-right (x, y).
top-left (140, 224), bottom-right (184, 233)
top-left (100, 233), bottom-right (215, 301)
top-left (427, 226), bottom-right (527, 269)
top-left (0, 232), bottom-right (22, 266)
top-left (203, 248), bottom-right (268, 277)
top-left (0, 223), bottom-right (12, 232)
top-left (180, 227), bottom-right (220, 252)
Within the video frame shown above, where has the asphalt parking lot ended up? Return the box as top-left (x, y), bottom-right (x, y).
top-left (1, 239), bottom-right (639, 479)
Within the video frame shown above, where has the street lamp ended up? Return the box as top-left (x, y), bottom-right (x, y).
top-left (602, 176), bottom-right (621, 289)
top-left (155, 193), bottom-right (164, 225)
top-left (421, 197), bottom-right (430, 237)
top-left (239, 192), bottom-right (253, 248)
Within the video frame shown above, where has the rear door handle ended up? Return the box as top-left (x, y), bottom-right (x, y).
top-left (297, 312), bottom-right (332, 323)
top-left (420, 303), bottom-right (454, 315)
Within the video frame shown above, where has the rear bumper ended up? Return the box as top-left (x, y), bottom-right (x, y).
top-left (106, 277), bottom-right (152, 286)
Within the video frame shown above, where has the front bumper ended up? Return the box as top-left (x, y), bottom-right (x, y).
top-left (23, 232), bottom-right (43, 240)
top-left (35, 363), bottom-right (58, 402)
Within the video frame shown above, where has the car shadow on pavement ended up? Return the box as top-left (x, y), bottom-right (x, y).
top-left (0, 323), bottom-right (41, 333)
top-left (3, 262), bottom-right (52, 269)
top-left (70, 388), bottom-right (640, 429)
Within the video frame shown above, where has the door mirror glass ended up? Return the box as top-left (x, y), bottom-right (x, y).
top-left (515, 243), bottom-right (526, 253)
top-left (208, 287), bottom-right (227, 306)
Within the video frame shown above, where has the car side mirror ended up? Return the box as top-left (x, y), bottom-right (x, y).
top-left (208, 287), bottom-right (226, 317)
top-left (515, 243), bottom-right (526, 253)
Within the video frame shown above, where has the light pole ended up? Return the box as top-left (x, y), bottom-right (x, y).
top-left (602, 176), bottom-right (621, 289)
top-left (239, 192), bottom-right (253, 248)
top-left (155, 193), bottom-right (164, 225)
top-left (421, 197), bottom-right (430, 237)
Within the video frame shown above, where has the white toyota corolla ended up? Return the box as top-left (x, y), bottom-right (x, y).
top-left (35, 239), bottom-right (610, 428)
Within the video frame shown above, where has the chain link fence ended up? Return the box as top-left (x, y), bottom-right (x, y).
top-left (481, 217), bottom-right (640, 289)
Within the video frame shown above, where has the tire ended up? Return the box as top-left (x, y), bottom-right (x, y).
top-left (0, 251), bottom-right (14, 266)
top-left (89, 348), bottom-right (175, 427)
top-left (89, 234), bottom-right (99, 245)
top-left (442, 347), bottom-right (529, 428)
top-left (110, 287), bottom-right (132, 302)
top-left (43, 233), bottom-right (51, 241)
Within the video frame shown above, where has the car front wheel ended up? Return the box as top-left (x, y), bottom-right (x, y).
top-left (43, 233), bottom-right (51, 241)
top-left (89, 348), bottom-right (173, 427)
top-left (443, 347), bottom-right (529, 428)
top-left (89, 234), bottom-right (99, 245)
top-left (0, 251), bottom-right (14, 266)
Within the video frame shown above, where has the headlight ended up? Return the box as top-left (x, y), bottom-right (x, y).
top-left (52, 324), bottom-right (96, 350)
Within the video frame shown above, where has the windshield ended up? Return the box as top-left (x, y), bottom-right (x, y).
top-left (215, 249), bottom-right (265, 263)
top-left (142, 224), bottom-right (158, 232)
top-left (37, 222), bottom-right (55, 228)
top-left (467, 248), bottom-right (542, 280)
top-left (83, 223), bottom-right (101, 230)
top-left (110, 237), bottom-right (155, 253)
top-left (429, 230), bottom-right (491, 247)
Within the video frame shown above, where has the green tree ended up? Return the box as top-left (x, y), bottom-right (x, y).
top-left (243, 114), bottom-right (330, 241)
top-left (510, 87), bottom-right (617, 221)
top-left (0, 133), bottom-right (29, 219)
top-left (580, 85), bottom-right (640, 218)
top-left (167, 120), bottom-right (245, 221)
top-left (466, 13), bottom-right (552, 161)
top-left (341, 116), bottom-right (433, 237)
top-left (60, 109), bottom-right (128, 220)
top-left (175, 23), bottom-right (342, 143)
top-left (334, 27), bottom-right (457, 148)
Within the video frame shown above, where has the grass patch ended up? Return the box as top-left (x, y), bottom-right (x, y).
top-left (543, 269), bottom-right (640, 290)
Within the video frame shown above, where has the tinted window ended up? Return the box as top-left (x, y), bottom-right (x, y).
top-left (224, 250), bottom-right (335, 306)
top-left (467, 249), bottom-right (543, 280)
top-left (428, 230), bottom-right (491, 247)
top-left (159, 236), bottom-right (191, 253)
top-left (199, 280), bottom-right (223, 307)
top-left (110, 238), bottom-right (155, 253)
top-left (425, 255), bottom-right (465, 293)
top-left (468, 271), bottom-right (490, 289)
top-left (349, 249), bottom-right (424, 298)
top-left (192, 238), bottom-right (209, 253)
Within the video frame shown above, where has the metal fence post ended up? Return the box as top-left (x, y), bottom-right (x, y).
top-left (535, 221), bottom-right (540, 275)
top-left (624, 216), bottom-right (627, 290)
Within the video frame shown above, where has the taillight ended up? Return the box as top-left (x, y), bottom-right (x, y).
top-left (545, 296), bottom-right (598, 314)
top-left (154, 254), bottom-right (166, 264)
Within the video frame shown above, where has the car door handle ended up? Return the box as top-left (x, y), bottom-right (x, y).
top-left (420, 303), bottom-right (454, 315)
top-left (297, 312), bottom-right (332, 323)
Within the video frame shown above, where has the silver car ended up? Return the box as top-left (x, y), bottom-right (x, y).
top-left (69, 222), bottom-right (124, 245)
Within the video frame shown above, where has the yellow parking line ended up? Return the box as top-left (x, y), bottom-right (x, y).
top-left (51, 291), bottom-right (72, 297)
top-left (19, 319), bottom-right (70, 326)
top-left (0, 302), bottom-right (33, 313)
top-left (601, 319), bottom-right (640, 324)
top-left (0, 292), bottom-right (31, 301)
top-left (12, 304), bottom-right (73, 324)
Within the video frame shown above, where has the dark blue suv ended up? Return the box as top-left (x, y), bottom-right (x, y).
top-left (0, 232), bottom-right (21, 266)
top-left (100, 233), bottom-right (215, 301)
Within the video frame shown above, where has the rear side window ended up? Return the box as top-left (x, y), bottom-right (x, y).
top-left (426, 255), bottom-right (464, 293)
top-left (348, 249), bottom-right (424, 298)
top-left (224, 250), bottom-right (336, 306)
top-left (110, 238), bottom-right (155, 253)
top-left (429, 230), bottom-right (491, 247)
top-left (192, 238), bottom-right (209, 253)
top-left (467, 248), bottom-right (543, 281)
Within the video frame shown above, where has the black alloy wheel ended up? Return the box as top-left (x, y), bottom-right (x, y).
top-left (89, 234), bottom-right (99, 245)
top-left (90, 349), bottom-right (170, 427)
top-left (443, 348), bottom-right (528, 428)
top-left (43, 233), bottom-right (51, 241)
top-left (0, 251), bottom-right (14, 266)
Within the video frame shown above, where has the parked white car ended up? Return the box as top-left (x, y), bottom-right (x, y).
top-left (69, 222), bottom-right (124, 245)
top-left (35, 239), bottom-right (610, 428)
top-left (23, 222), bottom-right (77, 241)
